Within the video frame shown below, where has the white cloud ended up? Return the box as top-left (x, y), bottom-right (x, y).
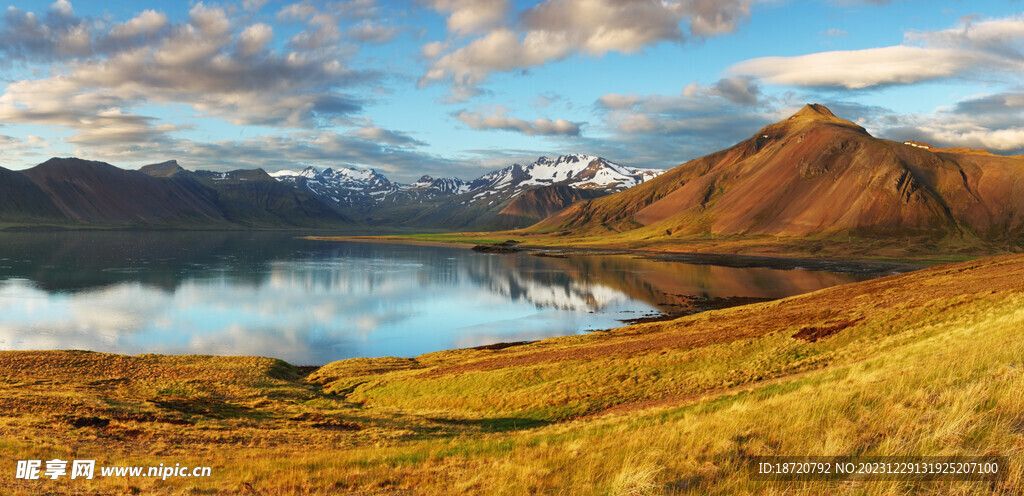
top-left (421, 0), bottom-right (753, 99)
top-left (730, 46), bottom-right (976, 89)
top-left (27, 135), bottom-right (50, 146)
top-left (50, 0), bottom-right (73, 16)
top-left (918, 125), bottom-right (1024, 153)
top-left (427, 0), bottom-right (509, 36)
top-left (0, 2), bottom-right (374, 140)
top-left (671, 0), bottom-right (751, 37)
top-left (346, 21), bottom-right (399, 43)
top-left (276, 1), bottom-right (319, 21)
top-left (421, 40), bottom-right (448, 59)
top-left (730, 15), bottom-right (1024, 89)
top-left (345, 126), bottom-right (427, 147)
top-left (908, 16), bottom-right (1024, 51)
top-left (238, 23), bottom-right (273, 56)
top-left (110, 10), bottom-right (169, 38)
top-left (189, 2), bottom-right (231, 38)
top-left (874, 91), bottom-right (1024, 155)
top-left (580, 78), bottom-right (772, 169)
top-left (454, 107), bottom-right (582, 136)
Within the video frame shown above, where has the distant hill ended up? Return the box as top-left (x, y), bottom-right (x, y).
top-left (22, 158), bottom-right (227, 225)
top-left (0, 166), bottom-right (65, 222)
top-left (534, 104), bottom-right (1024, 247)
top-left (0, 158), bottom-right (352, 229)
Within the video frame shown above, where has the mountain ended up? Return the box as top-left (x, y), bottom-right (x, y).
top-left (0, 166), bottom-right (65, 222)
top-left (468, 154), bottom-right (660, 195)
top-left (408, 175), bottom-right (471, 195)
top-left (2, 154), bottom-right (649, 230)
top-left (136, 159), bottom-right (354, 227)
top-left (0, 158), bottom-right (352, 229)
top-left (490, 185), bottom-right (607, 230)
top-left (274, 166), bottom-right (400, 210)
top-left (534, 104), bottom-right (1024, 247)
top-left (272, 154), bottom-right (663, 229)
top-left (21, 158), bottom-right (226, 225)
top-left (187, 168), bottom-right (352, 227)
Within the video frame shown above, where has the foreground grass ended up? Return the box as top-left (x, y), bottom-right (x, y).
top-left (2, 255), bottom-right (1023, 494)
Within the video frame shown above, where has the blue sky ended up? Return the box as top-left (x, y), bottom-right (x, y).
top-left (0, 0), bottom-right (1022, 182)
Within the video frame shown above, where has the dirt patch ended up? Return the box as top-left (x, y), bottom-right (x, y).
top-left (471, 338), bottom-right (536, 350)
top-left (618, 296), bottom-right (776, 325)
top-left (312, 420), bottom-right (363, 431)
top-left (792, 319), bottom-right (862, 342)
top-left (295, 365), bottom-right (321, 378)
top-left (64, 415), bottom-right (110, 428)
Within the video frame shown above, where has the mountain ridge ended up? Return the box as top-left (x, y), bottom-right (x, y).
top-left (269, 154), bottom-right (663, 229)
top-left (0, 153), bottom-right (657, 230)
top-left (0, 157), bottom-right (352, 228)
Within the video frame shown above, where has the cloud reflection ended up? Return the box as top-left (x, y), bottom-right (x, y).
top-left (0, 244), bottom-right (655, 364)
top-left (0, 232), bottom-right (870, 365)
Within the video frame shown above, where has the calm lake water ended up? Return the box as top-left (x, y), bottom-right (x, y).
top-left (0, 231), bottom-right (883, 364)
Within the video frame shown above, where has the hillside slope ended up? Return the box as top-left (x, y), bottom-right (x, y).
top-left (21, 158), bottom-right (227, 225)
top-left (535, 104), bottom-right (1024, 247)
top-left (489, 184), bottom-right (607, 229)
top-left (189, 168), bottom-right (352, 227)
top-left (0, 166), bottom-right (65, 222)
top-left (0, 158), bottom-right (353, 229)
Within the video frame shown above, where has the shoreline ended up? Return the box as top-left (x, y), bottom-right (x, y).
top-left (303, 234), bottom-right (925, 275)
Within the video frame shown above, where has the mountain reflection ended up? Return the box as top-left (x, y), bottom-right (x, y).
top-left (0, 231), bottom-right (872, 364)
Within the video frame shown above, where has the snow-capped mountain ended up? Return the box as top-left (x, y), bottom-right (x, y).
top-left (274, 166), bottom-right (399, 209)
top-left (270, 155), bottom-right (664, 225)
top-left (466, 154), bottom-right (662, 205)
top-left (407, 175), bottom-right (471, 195)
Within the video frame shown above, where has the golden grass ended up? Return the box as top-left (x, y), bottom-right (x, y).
top-left (2, 255), bottom-right (1023, 494)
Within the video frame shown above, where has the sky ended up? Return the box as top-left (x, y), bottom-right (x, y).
top-left (0, 0), bottom-right (1022, 182)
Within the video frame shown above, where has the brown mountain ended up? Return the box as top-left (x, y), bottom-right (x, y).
top-left (0, 157), bottom-right (352, 228)
top-left (534, 104), bottom-right (1024, 246)
top-left (21, 158), bottom-right (227, 225)
top-left (490, 185), bottom-right (607, 229)
top-left (0, 166), bottom-right (65, 222)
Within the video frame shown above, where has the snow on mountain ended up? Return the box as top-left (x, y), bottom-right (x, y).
top-left (469, 154), bottom-right (662, 195)
top-left (271, 155), bottom-right (663, 212)
top-left (274, 166), bottom-right (398, 209)
top-left (407, 175), bottom-right (471, 195)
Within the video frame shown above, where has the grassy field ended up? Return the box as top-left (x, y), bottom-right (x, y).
top-left (2, 255), bottom-right (1022, 494)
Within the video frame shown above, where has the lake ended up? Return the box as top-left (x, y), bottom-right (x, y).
top-left (0, 231), bottom-right (893, 365)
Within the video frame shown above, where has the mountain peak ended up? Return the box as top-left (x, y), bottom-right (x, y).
top-left (139, 160), bottom-right (186, 178)
top-left (38, 157), bottom-right (111, 169)
top-left (778, 103), bottom-right (868, 135)
top-left (792, 103), bottom-right (836, 120)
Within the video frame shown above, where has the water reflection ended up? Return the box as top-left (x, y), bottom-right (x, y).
top-left (0, 231), bottom-right (873, 364)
